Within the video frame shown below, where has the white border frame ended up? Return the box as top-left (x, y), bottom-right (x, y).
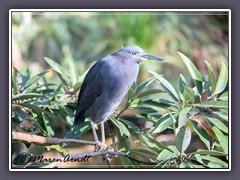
top-left (9, 9), bottom-right (231, 171)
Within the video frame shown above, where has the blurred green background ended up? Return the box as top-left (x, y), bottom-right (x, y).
top-left (12, 11), bottom-right (228, 86)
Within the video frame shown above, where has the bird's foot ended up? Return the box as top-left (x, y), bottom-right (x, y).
top-left (95, 141), bottom-right (108, 151)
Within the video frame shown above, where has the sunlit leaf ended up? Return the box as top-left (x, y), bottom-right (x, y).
top-left (175, 126), bottom-right (191, 154)
top-left (157, 145), bottom-right (180, 161)
top-left (135, 77), bottom-right (155, 94)
top-left (178, 107), bottom-right (191, 129)
top-left (136, 89), bottom-right (163, 98)
top-left (193, 101), bottom-right (228, 109)
top-left (179, 73), bottom-right (187, 94)
top-left (44, 57), bottom-right (66, 75)
top-left (69, 61), bottom-right (78, 85)
top-left (149, 71), bottom-right (179, 102)
top-left (147, 134), bottom-right (174, 152)
top-left (138, 134), bottom-right (161, 153)
top-left (110, 117), bottom-right (130, 137)
top-left (218, 91), bottom-right (228, 101)
top-left (212, 111), bottom-right (228, 121)
top-left (195, 155), bottom-right (228, 168)
top-left (24, 71), bottom-right (48, 89)
top-left (190, 149), bottom-right (227, 156)
top-left (183, 85), bottom-right (195, 104)
top-left (206, 117), bottom-right (228, 133)
top-left (73, 82), bottom-right (82, 94)
top-left (119, 119), bottom-right (139, 132)
top-left (178, 52), bottom-right (202, 95)
top-left (205, 60), bottom-right (216, 93)
top-left (12, 93), bottom-right (46, 101)
top-left (152, 114), bottom-right (172, 134)
top-left (212, 126), bottom-right (228, 154)
top-left (213, 61), bottom-right (228, 96)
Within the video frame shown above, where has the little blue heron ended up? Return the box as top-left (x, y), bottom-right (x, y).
top-left (74, 46), bottom-right (166, 149)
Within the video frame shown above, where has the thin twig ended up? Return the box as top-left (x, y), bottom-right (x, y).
top-left (12, 131), bottom-right (97, 146)
top-left (116, 106), bottom-right (129, 119)
top-left (115, 99), bottom-right (134, 119)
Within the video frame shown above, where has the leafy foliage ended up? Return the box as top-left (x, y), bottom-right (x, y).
top-left (11, 53), bottom-right (229, 169)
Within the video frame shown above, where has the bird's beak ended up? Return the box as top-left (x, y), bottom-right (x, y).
top-left (139, 54), bottom-right (167, 62)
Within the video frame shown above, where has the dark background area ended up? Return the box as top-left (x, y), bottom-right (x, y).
top-left (0, 0), bottom-right (239, 179)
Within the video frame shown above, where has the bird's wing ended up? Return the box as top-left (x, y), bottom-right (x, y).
top-left (74, 60), bottom-right (105, 125)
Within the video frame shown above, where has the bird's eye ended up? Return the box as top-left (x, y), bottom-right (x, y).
top-left (132, 52), bottom-right (138, 55)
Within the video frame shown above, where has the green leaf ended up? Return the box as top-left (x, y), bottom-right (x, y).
top-left (147, 134), bottom-right (174, 153)
top-left (179, 162), bottom-right (205, 168)
top-left (69, 61), bottom-right (78, 85)
top-left (138, 134), bottom-right (161, 153)
top-left (178, 52), bottom-right (202, 95)
top-left (12, 67), bottom-right (19, 94)
top-left (193, 101), bottom-right (228, 109)
top-left (195, 155), bottom-right (228, 168)
top-left (152, 114), bottom-right (172, 134)
top-left (190, 121), bottom-right (210, 149)
top-left (179, 74), bottom-right (187, 94)
top-left (64, 121), bottom-right (91, 143)
top-left (149, 71), bottom-right (179, 102)
top-left (110, 117), bottom-right (130, 137)
top-left (213, 61), bottom-right (228, 96)
top-left (42, 114), bottom-right (55, 137)
top-left (183, 85), bottom-right (195, 104)
top-left (157, 145), bottom-right (180, 161)
top-left (206, 117), bottom-right (228, 133)
top-left (136, 106), bottom-right (159, 115)
top-left (56, 73), bottom-right (71, 88)
top-left (45, 145), bottom-right (69, 156)
top-left (218, 91), bottom-right (228, 101)
top-left (178, 107), bottom-right (192, 129)
top-left (19, 102), bottom-right (52, 115)
top-left (175, 126), bottom-right (191, 154)
top-left (143, 99), bottom-right (179, 109)
top-left (212, 126), bottom-right (228, 154)
top-left (24, 71), bottom-right (48, 89)
top-left (212, 111), bottom-right (228, 121)
top-left (135, 77), bottom-right (155, 94)
top-left (73, 82), bottom-right (82, 94)
top-left (205, 61), bottom-right (216, 93)
top-left (59, 105), bottom-right (75, 117)
top-left (45, 57), bottom-right (71, 87)
top-left (136, 89), bottom-right (163, 98)
top-left (190, 149), bottom-right (227, 156)
top-left (44, 57), bottom-right (65, 75)
top-left (130, 148), bottom-right (158, 157)
top-left (119, 119), bottom-right (139, 132)
top-left (12, 93), bottom-right (46, 101)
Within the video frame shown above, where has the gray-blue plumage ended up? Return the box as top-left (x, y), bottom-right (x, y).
top-left (74, 46), bottom-right (165, 125)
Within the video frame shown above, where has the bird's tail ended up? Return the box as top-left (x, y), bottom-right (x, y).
top-left (74, 112), bottom-right (85, 126)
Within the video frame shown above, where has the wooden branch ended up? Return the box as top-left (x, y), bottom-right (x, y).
top-left (12, 131), bottom-right (97, 146)
top-left (12, 131), bottom-right (157, 168)
top-left (42, 149), bottom-right (157, 168)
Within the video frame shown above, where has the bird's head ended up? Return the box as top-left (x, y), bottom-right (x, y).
top-left (113, 45), bottom-right (166, 63)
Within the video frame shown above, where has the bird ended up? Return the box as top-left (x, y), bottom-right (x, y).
top-left (74, 45), bottom-right (166, 149)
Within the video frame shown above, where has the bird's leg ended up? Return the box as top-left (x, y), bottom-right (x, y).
top-left (101, 121), bottom-right (105, 145)
top-left (100, 121), bottom-right (108, 150)
top-left (90, 121), bottom-right (99, 143)
top-left (90, 121), bottom-right (107, 151)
